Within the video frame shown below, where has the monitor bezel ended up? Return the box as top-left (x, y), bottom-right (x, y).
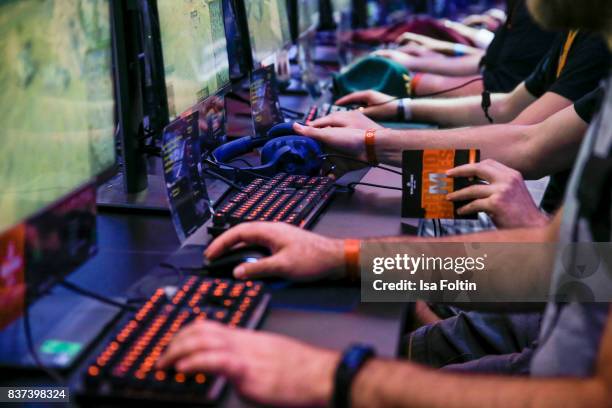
top-left (242, 0), bottom-right (293, 68)
top-left (1, 0), bottom-right (119, 235)
top-left (149, 0), bottom-right (233, 123)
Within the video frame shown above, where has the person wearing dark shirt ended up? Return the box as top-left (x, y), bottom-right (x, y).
top-left (375, 0), bottom-right (557, 96)
top-left (335, 28), bottom-right (610, 129)
top-left (540, 86), bottom-right (606, 213)
top-left (521, 31), bottom-right (610, 213)
top-left (481, 0), bottom-right (558, 92)
top-left (525, 31), bottom-right (610, 101)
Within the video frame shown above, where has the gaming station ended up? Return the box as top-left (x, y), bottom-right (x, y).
top-left (1, 0), bottom-right (611, 407)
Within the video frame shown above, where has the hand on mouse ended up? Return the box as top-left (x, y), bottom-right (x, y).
top-left (205, 222), bottom-right (345, 281)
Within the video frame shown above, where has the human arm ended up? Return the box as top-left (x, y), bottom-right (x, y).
top-left (302, 103), bottom-right (588, 179)
top-left (395, 32), bottom-right (484, 57)
top-left (335, 84), bottom-right (539, 127)
top-left (373, 49), bottom-right (483, 77)
top-left (156, 304), bottom-right (611, 408)
top-left (352, 312), bottom-right (612, 408)
top-left (442, 19), bottom-right (496, 48)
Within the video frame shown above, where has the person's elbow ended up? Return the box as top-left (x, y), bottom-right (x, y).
top-left (489, 94), bottom-right (515, 124)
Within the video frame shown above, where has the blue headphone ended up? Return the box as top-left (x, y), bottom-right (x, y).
top-left (211, 122), bottom-right (323, 179)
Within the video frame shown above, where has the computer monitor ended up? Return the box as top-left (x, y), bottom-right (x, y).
top-left (244, 0), bottom-right (292, 67)
top-left (0, 0), bottom-right (116, 238)
top-left (223, 0), bottom-right (253, 80)
top-left (332, 0), bottom-right (352, 14)
top-left (0, 0), bottom-right (117, 368)
top-left (156, 0), bottom-right (231, 121)
top-left (367, 0), bottom-right (411, 26)
top-left (298, 0), bottom-right (320, 38)
top-left (287, 0), bottom-right (320, 43)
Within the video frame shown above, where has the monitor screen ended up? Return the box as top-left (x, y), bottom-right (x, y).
top-left (245, 0), bottom-right (292, 65)
top-left (298, 0), bottom-right (319, 37)
top-left (223, 0), bottom-right (252, 80)
top-left (157, 0), bottom-right (230, 120)
top-left (0, 0), bottom-right (116, 234)
top-left (332, 0), bottom-right (351, 13)
top-left (368, 0), bottom-right (411, 26)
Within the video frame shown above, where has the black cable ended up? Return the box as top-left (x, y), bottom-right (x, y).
top-left (319, 154), bottom-right (403, 176)
top-left (60, 281), bottom-right (139, 311)
top-left (23, 301), bottom-right (66, 384)
top-left (437, 219), bottom-right (445, 237)
top-left (158, 262), bottom-right (185, 281)
top-left (204, 156), bottom-right (272, 180)
top-left (202, 168), bottom-right (246, 192)
top-left (160, 262), bottom-right (206, 277)
top-left (228, 158), bottom-right (254, 167)
top-left (226, 92), bottom-right (251, 106)
top-left (481, 90), bottom-right (494, 123)
top-left (416, 77), bottom-right (484, 99)
top-left (347, 77), bottom-right (485, 110)
top-left (343, 181), bottom-right (403, 191)
top-left (281, 107), bottom-right (306, 119)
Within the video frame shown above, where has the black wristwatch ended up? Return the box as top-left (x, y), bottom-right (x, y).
top-left (333, 344), bottom-right (376, 408)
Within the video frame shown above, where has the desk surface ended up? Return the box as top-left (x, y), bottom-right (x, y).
top-left (0, 165), bottom-right (408, 406)
top-left (1, 62), bottom-right (411, 407)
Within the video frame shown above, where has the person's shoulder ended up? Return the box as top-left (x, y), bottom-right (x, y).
top-left (575, 31), bottom-right (609, 51)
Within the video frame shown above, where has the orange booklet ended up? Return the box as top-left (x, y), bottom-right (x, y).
top-left (402, 149), bottom-right (480, 219)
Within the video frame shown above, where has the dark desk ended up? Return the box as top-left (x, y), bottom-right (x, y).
top-left (1, 166), bottom-right (408, 407)
top-left (2, 60), bottom-right (412, 406)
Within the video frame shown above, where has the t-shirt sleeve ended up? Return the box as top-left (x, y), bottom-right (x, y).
top-left (524, 32), bottom-right (610, 101)
top-left (546, 33), bottom-right (610, 101)
top-left (524, 39), bottom-right (559, 98)
top-left (573, 87), bottom-right (605, 124)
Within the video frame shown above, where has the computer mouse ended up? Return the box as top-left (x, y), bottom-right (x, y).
top-left (203, 244), bottom-right (271, 278)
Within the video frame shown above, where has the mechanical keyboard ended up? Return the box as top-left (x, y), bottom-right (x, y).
top-left (208, 172), bottom-right (335, 236)
top-left (305, 102), bottom-right (352, 123)
top-left (79, 276), bottom-right (270, 405)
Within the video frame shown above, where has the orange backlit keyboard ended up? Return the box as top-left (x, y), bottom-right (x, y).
top-left (305, 103), bottom-right (352, 123)
top-left (208, 173), bottom-right (335, 237)
top-left (80, 276), bottom-right (269, 405)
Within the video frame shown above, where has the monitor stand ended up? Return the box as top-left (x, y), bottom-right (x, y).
top-left (0, 291), bottom-right (122, 372)
top-left (279, 78), bottom-right (310, 96)
top-left (97, 172), bottom-right (169, 213)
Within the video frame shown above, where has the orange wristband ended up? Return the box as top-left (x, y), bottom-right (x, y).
top-left (410, 73), bottom-right (424, 96)
top-left (344, 239), bottom-right (361, 282)
top-left (365, 129), bottom-right (378, 164)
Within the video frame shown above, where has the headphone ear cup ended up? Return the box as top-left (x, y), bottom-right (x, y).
top-left (261, 136), bottom-right (323, 175)
top-left (267, 122), bottom-right (299, 138)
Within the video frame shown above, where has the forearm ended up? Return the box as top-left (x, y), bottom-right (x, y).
top-left (406, 54), bottom-right (482, 76)
top-left (375, 126), bottom-right (535, 174)
top-left (367, 220), bottom-right (555, 244)
top-left (431, 44), bottom-right (483, 57)
top-left (347, 215), bottom-right (560, 301)
top-left (352, 359), bottom-right (609, 408)
top-left (408, 93), bottom-right (507, 127)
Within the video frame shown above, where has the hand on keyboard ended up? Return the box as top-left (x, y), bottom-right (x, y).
top-left (335, 90), bottom-right (400, 121)
top-left (157, 320), bottom-right (340, 408)
top-left (308, 110), bottom-right (384, 130)
top-left (205, 222), bottom-right (345, 281)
